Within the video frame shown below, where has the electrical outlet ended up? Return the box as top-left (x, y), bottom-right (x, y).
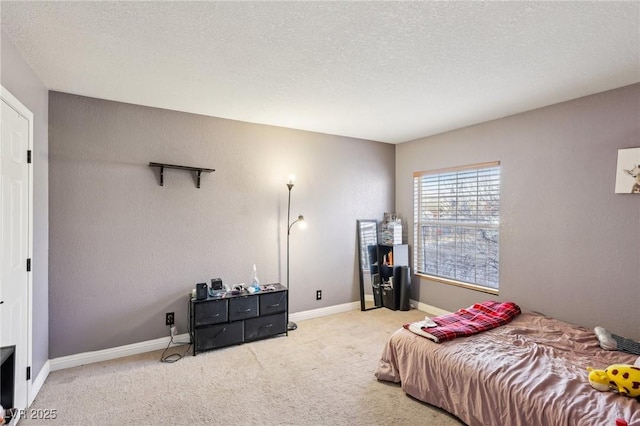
top-left (166, 312), bottom-right (175, 326)
top-left (316, 290), bottom-right (322, 300)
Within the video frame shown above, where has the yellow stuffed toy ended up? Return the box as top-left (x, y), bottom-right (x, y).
top-left (587, 364), bottom-right (640, 399)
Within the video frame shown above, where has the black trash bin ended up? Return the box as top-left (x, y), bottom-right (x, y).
top-left (382, 283), bottom-right (397, 310)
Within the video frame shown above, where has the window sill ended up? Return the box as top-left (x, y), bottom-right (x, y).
top-left (415, 273), bottom-right (499, 296)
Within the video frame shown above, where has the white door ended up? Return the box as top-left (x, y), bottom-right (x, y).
top-left (0, 95), bottom-right (30, 416)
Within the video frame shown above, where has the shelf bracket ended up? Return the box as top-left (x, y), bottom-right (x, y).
top-left (149, 162), bottom-right (215, 188)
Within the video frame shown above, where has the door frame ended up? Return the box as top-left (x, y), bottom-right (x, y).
top-left (0, 85), bottom-right (34, 409)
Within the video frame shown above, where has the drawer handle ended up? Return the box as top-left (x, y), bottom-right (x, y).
top-left (213, 327), bottom-right (227, 338)
top-left (263, 324), bottom-right (273, 328)
top-left (238, 308), bottom-right (252, 313)
top-left (211, 313), bottom-right (220, 317)
top-left (267, 303), bottom-right (280, 308)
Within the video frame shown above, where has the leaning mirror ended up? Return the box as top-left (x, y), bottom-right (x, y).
top-left (357, 219), bottom-right (382, 311)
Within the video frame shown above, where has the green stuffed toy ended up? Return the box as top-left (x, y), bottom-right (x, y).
top-left (587, 362), bottom-right (640, 400)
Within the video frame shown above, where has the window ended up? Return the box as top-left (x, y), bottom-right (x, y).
top-left (413, 162), bottom-right (500, 293)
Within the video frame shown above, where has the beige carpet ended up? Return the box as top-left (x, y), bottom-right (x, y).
top-left (23, 308), bottom-right (464, 425)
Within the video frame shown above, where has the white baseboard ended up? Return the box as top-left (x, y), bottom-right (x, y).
top-left (49, 333), bottom-right (190, 371)
top-left (411, 300), bottom-right (451, 316)
top-left (28, 360), bottom-right (50, 405)
top-left (289, 301), bottom-right (360, 323)
top-left (48, 300), bottom-right (443, 372)
top-left (362, 296), bottom-right (450, 317)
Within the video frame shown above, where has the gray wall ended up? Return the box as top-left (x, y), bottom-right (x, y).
top-left (48, 92), bottom-right (394, 358)
top-left (397, 84), bottom-right (640, 340)
top-left (0, 30), bottom-right (49, 377)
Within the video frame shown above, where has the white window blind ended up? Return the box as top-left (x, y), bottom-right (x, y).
top-left (413, 162), bottom-right (500, 291)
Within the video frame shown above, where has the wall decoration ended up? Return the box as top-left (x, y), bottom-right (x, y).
top-left (614, 147), bottom-right (640, 194)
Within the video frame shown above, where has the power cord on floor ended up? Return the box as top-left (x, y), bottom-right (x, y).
top-left (160, 332), bottom-right (191, 363)
top-left (160, 298), bottom-right (193, 363)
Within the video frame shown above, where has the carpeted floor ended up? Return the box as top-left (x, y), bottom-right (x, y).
top-left (22, 307), bottom-right (464, 425)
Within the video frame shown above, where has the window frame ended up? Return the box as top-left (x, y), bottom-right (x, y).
top-left (413, 161), bottom-right (500, 295)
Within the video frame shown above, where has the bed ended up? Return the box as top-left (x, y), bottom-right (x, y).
top-left (375, 308), bottom-right (639, 426)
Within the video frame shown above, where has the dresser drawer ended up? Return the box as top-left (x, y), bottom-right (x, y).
top-left (195, 321), bottom-right (243, 352)
top-left (193, 299), bottom-right (228, 326)
top-left (259, 292), bottom-right (287, 315)
top-left (229, 296), bottom-right (258, 321)
top-left (244, 313), bottom-right (287, 342)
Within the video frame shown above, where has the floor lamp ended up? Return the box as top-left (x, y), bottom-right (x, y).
top-left (287, 178), bottom-right (304, 331)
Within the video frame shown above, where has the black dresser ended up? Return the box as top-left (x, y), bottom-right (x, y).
top-left (190, 283), bottom-right (288, 355)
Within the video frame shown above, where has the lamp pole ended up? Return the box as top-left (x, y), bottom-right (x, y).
top-left (286, 180), bottom-right (303, 331)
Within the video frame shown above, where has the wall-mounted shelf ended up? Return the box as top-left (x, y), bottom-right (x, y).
top-left (149, 162), bottom-right (215, 188)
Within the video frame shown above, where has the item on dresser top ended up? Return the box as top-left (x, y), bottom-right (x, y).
top-left (195, 283), bottom-right (208, 300)
top-left (210, 278), bottom-right (224, 291)
top-left (250, 264), bottom-right (260, 291)
top-left (208, 288), bottom-right (226, 298)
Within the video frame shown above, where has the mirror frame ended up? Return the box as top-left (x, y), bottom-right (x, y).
top-left (357, 219), bottom-right (382, 311)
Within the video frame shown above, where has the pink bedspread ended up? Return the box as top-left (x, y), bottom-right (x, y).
top-left (404, 301), bottom-right (521, 343)
top-left (376, 311), bottom-right (640, 426)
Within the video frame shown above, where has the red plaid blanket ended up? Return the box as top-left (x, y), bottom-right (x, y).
top-left (404, 301), bottom-right (521, 343)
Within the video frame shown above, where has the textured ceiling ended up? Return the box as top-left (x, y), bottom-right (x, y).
top-left (2, 1), bottom-right (639, 143)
